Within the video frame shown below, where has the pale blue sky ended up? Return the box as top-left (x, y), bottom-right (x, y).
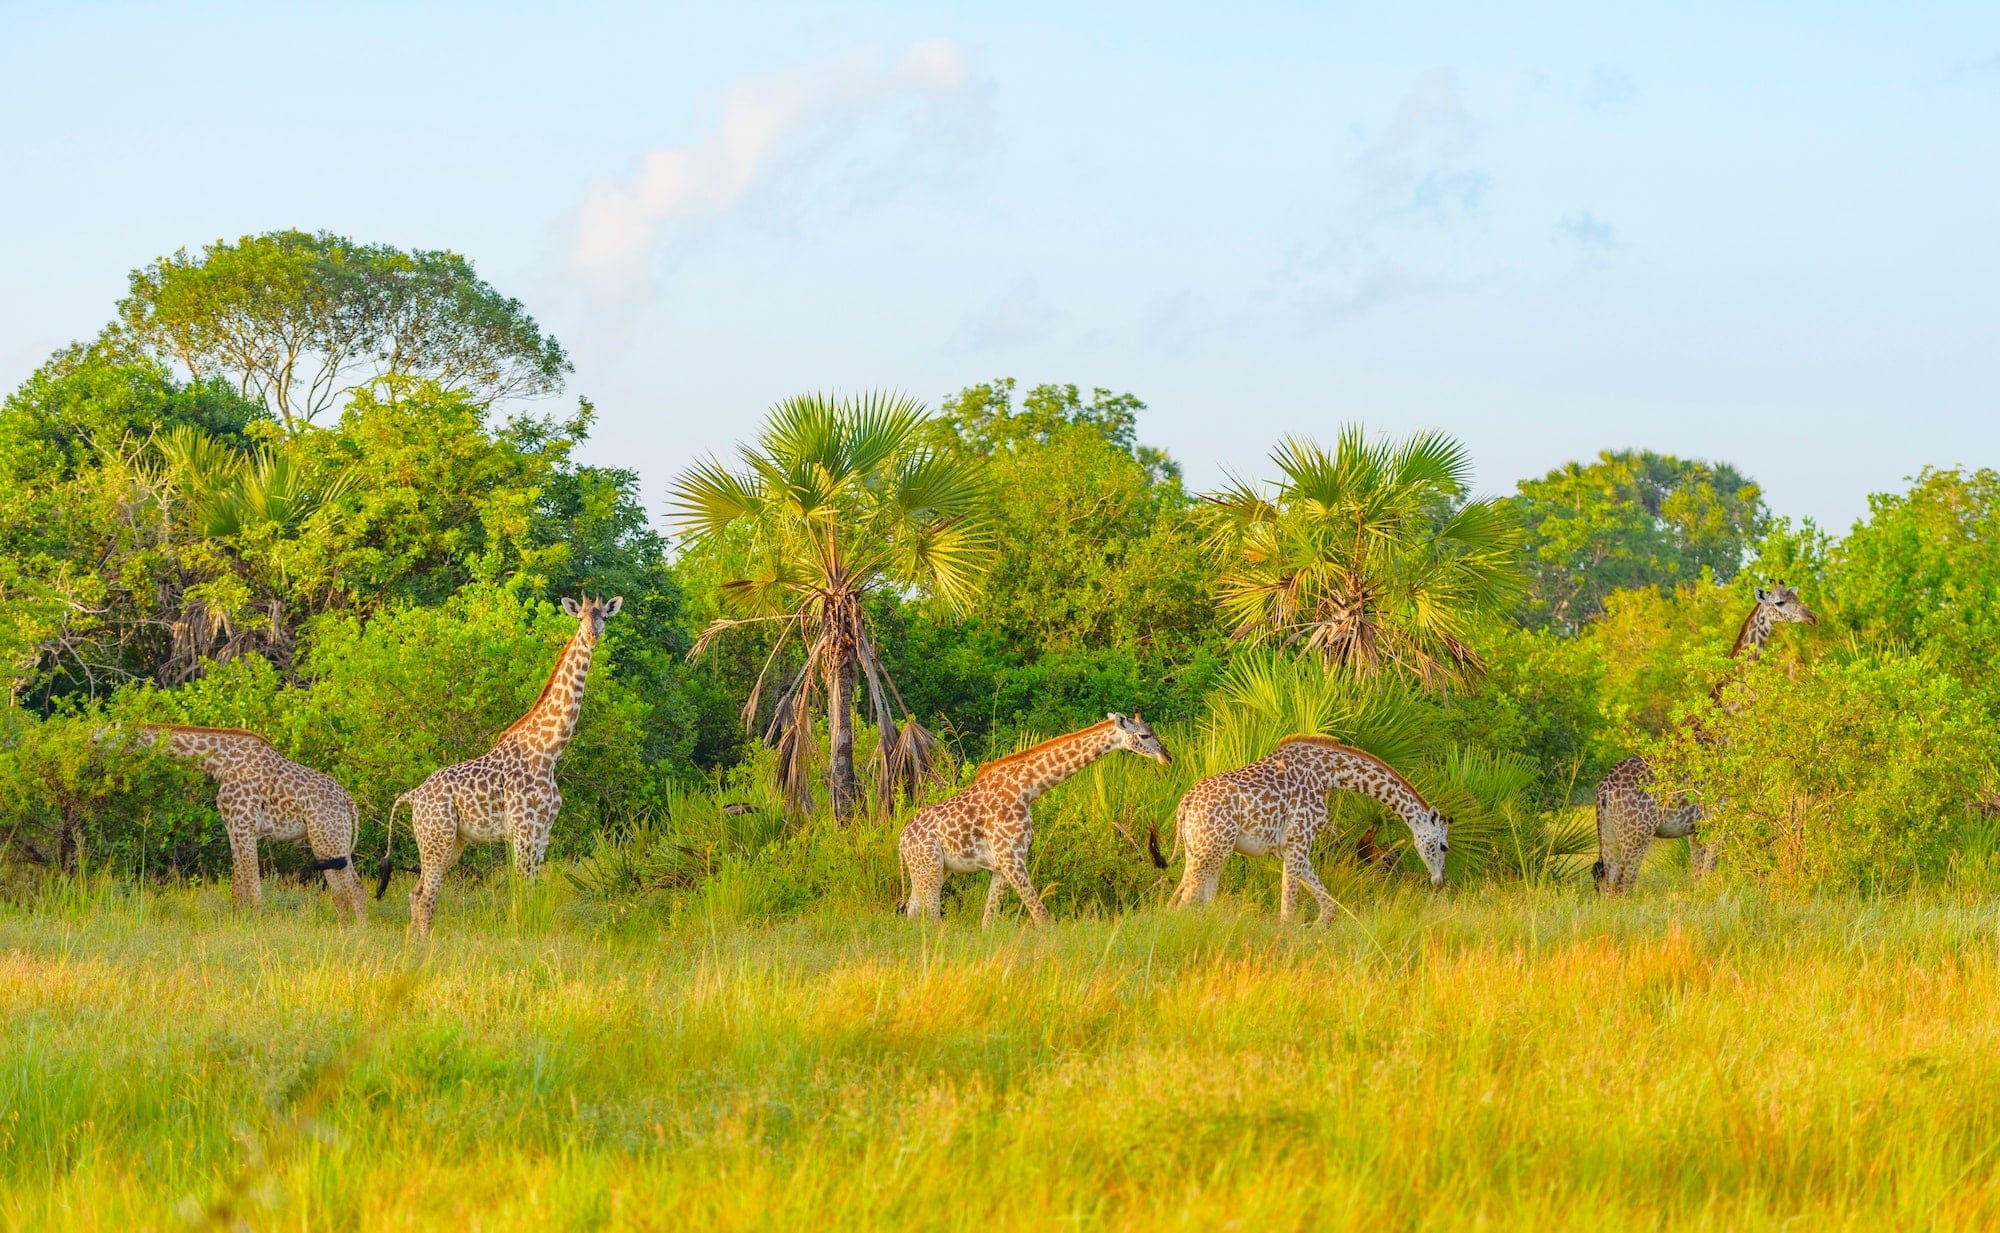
top-left (3, 2), bottom-right (1996, 530)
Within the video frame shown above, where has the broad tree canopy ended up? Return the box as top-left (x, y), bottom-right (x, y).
top-left (117, 230), bottom-right (570, 432)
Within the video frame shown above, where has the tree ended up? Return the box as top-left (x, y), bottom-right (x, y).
top-left (1205, 427), bottom-right (1524, 690)
top-left (1514, 449), bottom-right (1768, 631)
top-left (939, 378), bottom-right (1179, 486)
top-left (1829, 467), bottom-right (2000, 712)
top-left (670, 392), bottom-right (994, 818)
top-left (116, 231), bottom-right (570, 432)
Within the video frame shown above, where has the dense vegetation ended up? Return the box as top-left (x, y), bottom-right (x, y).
top-left (4, 230), bottom-right (1998, 906)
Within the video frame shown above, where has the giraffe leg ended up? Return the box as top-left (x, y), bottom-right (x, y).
top-left (306, 813), bottom-right (366, 926)
top-left (981, 870), bottom-right (1010, 928)
top-left (1283, 840), bottom-right (1340, 924)
top-left (1688, 835), bottom-right (1719, 881)
top-left (407, 801), bottom-right (461, 939)
top-left (1174, 829), bottom-right (1231, 908)
top-left (899, 829), bottom-right (946, 921)
top-left (995, 853), bottom-right (1051, 926)
top-left (225, 828), bottom-right (261, 909)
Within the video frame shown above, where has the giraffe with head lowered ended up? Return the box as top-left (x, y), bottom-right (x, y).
top-left (375, 594), bottom-right (621, 936)
top-left (899, 713), bottom-right (1172, 926)
top-left (1153, 735), bottom-right (1450, 921)
top-left (135, 725), bottom-right (366, 924)
top-left (1593, 584), bottom-right (1816, 893)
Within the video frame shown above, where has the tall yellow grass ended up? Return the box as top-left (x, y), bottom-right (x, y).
top-left (5, 876), bottom-right (2000, 1230)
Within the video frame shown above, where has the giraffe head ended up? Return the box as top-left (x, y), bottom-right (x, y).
top-left (1106, 712), bottom-right (1172, 766)
top-left (1754, 584), bottom-right (1816, 627)
top-left (1411, 807), bottom-right (1450, 887)
top-left (561, 593), bottom-right (625, 644)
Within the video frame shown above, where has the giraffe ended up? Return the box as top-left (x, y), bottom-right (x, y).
top-left (1593, 584), bottom-right (1817, 893)
top-left (375, 594), bottom-right (621, 936)
top-left (898, 713), bottom-right (1172, 926)
top-left (1152, 735), bottom-right (1450, 921)
top-left (135, 725), bottom-right (367, 924)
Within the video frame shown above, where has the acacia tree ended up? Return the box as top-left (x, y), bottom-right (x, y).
top-left (1206, 427), bottom-right (1524, 690)
top-left (671, 392), bottom-right (993, 818)
top-left (116, 231), bottom-right (570, 432)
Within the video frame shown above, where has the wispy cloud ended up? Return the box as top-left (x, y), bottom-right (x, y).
top-left (1360, 69), bottom-right (1490, 220)
top-left (572, 40), bottom-right (985, 290)
top-left (1558, 211), bottom-right (1617, 250)
top-left (1581, 66), bottom-right (1639, 109)
top-left (1278, 70), bottom-right (1489, 327)
top-left (955, 278), bottom-right (1060, 350)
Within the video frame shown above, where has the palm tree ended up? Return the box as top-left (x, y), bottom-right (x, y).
top-left (1205, 427), bottom-right (1524, 689)
top-left (670, 392), bottom-right (994, 818)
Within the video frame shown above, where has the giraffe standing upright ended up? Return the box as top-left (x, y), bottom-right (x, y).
top-left (1155, 735), bottom-right (1450, 921)
top-left (898, 713), bottom-right (1173, 926)
top-left (1593, 584), bottom-right (1817, 893)
top-left (375, 594), bottom-right (621, 936)
top-left (136, 725), bottom-right (367, 924)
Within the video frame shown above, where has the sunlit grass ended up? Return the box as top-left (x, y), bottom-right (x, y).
top-left (6, 873), bottom-right (2000, 1229)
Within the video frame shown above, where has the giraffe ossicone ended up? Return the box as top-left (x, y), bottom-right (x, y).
top-left (376, 593), bottom-right (622, 936)
top-left (133, 724), bottom-right (367, 924)
top-left (1593, 583), bottom-right (1816, 894)
top-left (898, 711), bottom-right (1172, 926)
top-left (1157, 735), bottom-right (1449, 921)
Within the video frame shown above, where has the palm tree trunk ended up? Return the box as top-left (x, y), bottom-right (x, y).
top-left (828, 645), bottom-right (859, 819)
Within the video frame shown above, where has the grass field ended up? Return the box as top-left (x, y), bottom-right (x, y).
top-left (7, 873), bottom-right (2000, 1230)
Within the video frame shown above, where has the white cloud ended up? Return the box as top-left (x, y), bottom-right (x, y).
top-left (572, 39), bottom-right (984, 287)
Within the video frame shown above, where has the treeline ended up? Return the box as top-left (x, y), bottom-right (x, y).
top-left (3, 230), bottom-right (1997, 898)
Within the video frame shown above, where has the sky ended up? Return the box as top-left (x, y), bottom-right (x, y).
top-left (2, 1), bottom-right (1996, 533)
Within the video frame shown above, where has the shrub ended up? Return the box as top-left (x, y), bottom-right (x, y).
top-left (1646, 652), bottom-right (1997, 889)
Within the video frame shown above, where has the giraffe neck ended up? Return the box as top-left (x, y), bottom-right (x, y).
top-left (984, 720), bottom-right (1123, 805)
top-left (499, 633), bottom-right (596, 758)
top-left (1282, 741), bottom-right (1435, 832)
top-left (1730, 605), bottom-right (1775, 660)
top-left (142, 726), bottom-right (265, 779)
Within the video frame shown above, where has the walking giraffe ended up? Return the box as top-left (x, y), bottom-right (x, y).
top-left (375, 594), bottom-right (621, 936)
top-left (136, 725), bottom-right (367, 924)
top-left (1593, 584), bottom-right (1817, 893)
top-left (899, 713), bottom-right (1172, 926)
top-left (1151, 735), bottom-right (1450, 921)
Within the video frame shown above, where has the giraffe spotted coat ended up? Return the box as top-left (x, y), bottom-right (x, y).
top-left (377, 594), bottom-right (621, 936)
top-left (1593, 585), bottom-right (1817, 893)
top-left (899, 713), bottom-right (1171, 926)
top-left (140, 725), bottom-right (367, 924)
top-left (1158, 736), bottom-right (1450, 921)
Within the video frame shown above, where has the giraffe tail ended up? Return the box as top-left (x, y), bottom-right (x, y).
top-left (1147, 822), bottom-right (1169, 870)
top-left (374, 791), bottom-right (414, 901)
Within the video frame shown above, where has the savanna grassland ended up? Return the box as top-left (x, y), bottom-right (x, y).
top-left (9, 871), bottom-right (2000, 1231)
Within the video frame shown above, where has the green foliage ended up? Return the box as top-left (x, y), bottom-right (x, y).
top-left (1515, 449), bottom-right (1769, 631)
top-left (1207, 429), bottom-right (1525, 689)
top-left (117, 230), bottom-right (569, 430)
top-left (0, 706), bottom-right (214, 884)
top-left (1827, 468), bottom-right (2000, 711)
top-left (1646, 653), bottom-right (1998, 889)
top-left (1440, 620), bottom-right (1612, 809)
top-left (670, 391), bottom-right (995, 817)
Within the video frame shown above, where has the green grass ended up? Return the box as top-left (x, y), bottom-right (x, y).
top-left (7, 872), bottom-right (2000, 1230)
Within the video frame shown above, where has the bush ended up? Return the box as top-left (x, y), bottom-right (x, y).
top-left (1646, 652), bottom-right (1997, 889)
top-left (0, 707), bottom-right (214, 885)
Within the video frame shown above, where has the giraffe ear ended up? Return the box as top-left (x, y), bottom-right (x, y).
top-left (604, 596), bottom-right (624, 616)
top-left (562, 597), bottom-right (582, 617)
top-left (1754, 587), bottom-right (1770, 604)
